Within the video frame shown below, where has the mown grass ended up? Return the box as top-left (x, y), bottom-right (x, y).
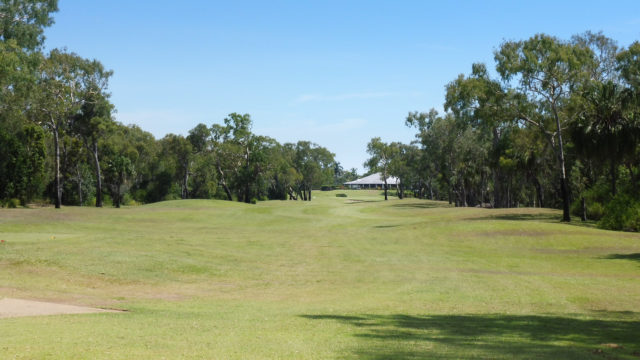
top-left (1, 190), bottom-right (639, 359)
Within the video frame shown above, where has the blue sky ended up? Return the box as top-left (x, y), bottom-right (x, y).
top-left (44, 1), bottom-right (640, 172)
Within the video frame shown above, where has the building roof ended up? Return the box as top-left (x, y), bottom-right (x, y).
top-left (344, 172), bottom-right (399, 185)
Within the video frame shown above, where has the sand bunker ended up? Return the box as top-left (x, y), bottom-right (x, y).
top-left (0, 298), bottom-right (119, 318)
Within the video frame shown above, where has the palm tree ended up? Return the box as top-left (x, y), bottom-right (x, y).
top-left (571, 81), bottom-right (638, 196)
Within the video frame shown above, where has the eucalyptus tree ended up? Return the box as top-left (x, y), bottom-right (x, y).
top-left (29, 50), bottom-right (91, 207)
top-left (72, 79), bottom-right (114, 207)
top-left (388, 142), bottom-right (419, 199)
top-left (102, 124), bottom-right (139, 208)
top-left (445, 63), bottom-right (516, 207)
top-left (161, 134), bottom-right (192, 199)
top-left (616, 41), bottom-right (640, 90)
top-left (365, 137), bottom-right (396, 200)
top-left (494, 34), bottom-right (595, 221)
top-left (187, 123), bottom-right (217, 199)
top-left (293, 141), bottom-right (335, 201)
top-left (0, 0), bottom-right (58, 51)
top-left (0, 1), bottom-right (57, 204)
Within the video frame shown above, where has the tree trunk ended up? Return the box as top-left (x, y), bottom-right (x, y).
top-left (581, 197), bottom-right (587, 221)
top-left (76, 164), bottom-right (83, 206)
top-left (384, 179), bottom-right (388, 200)
top-left (461, 179), bottom-right (468, 207)
top-left (53, 125), bottom-right (61, 209)
top-left (182, 163), bottom-right (189, 200)
top-left (553, 109), bottom-right (571, 222)
top-left (429, 180), bottom-right (434, 200)
top-left (560, 177), bottom-right (570, 221)
top-left (626, 163), bottom-right (638, 193)
top-left (216, 161), bottom-right (232, 201)
top-left (610, 159), bottom-right (617, 197)
top-left (533, 175), bottom-right (544, 208)
top-left (307, 187), bottom-right (311, 201)
top-left (92, 141), bottom-right (103, 207)
top-left (491, 128), bottom-right (503, 208)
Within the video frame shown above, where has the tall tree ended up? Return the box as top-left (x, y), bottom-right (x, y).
top-left (494, 34), bottom-right (594, 221)
top-left (73, 77), bottom-right (114, 207)
top-left (30, 49), bottom-right (106, 208)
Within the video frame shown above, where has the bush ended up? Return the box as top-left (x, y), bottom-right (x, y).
top-left (6, 198), bottom-right (20, 208)
top-left (599, 194), bottom-right (640, 232)
top-left (250, 198), bottom-right (258, 204)
top-left (587, 202), bottom-right (605, 221)
top-left (571, 199), bottom-right (605, 220)
top-left (321, 185), bottom-right (336, 191)
top-left (335, 193), bottom-right (347, 198)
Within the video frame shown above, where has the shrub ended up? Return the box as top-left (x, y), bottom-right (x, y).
top-left (321, 185), bottom-right (335, 191)
top-left (571, 199), bottom-right (605, 220)
top-left (335, 193), bottom-right (347, 198)
top-left (599, 194), bottom-right (640, 232)
top-left (6, 198), bottom-right (20, 208)
top-left (587, 202), bottom-right (605, 221)
top-left (250, 198), bottom-right (258, 204)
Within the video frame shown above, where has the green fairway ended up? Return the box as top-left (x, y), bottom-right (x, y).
top-left (1, 191), bottom-right (639, 359)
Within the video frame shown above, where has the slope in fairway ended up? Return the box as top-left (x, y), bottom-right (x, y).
top-left (1, 190), bottom-right (639, 359)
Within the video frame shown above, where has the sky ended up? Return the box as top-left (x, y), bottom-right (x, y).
top-left (43, 1), bottom-right (640, 172)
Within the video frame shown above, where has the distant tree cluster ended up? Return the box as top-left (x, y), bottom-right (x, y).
top-left (0, 1), bottom-right (342, 207)
top-left (366, 32), bottom-right (640, 231)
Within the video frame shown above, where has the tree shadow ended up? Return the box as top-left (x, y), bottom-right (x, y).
top-left (300, 313), bottom-right (640, 359)
top-left (469, 212), bottom-right (560, 222)
top-left (345, 200), bottom-right (383, 204)
top-left (373, 225), bottom-right (400, 229)
top-left (391, 202), bottom-right (452, 209)
top-left (467, 211), bottom-right (600, 230)
top-left (603, 253), bottom-right (640, 263)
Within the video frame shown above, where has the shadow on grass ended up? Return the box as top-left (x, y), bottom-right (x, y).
top-left (300, 313), bottom-right (640, 359)
top-left (391, 202), bottom-right (452, 209)
top-left (373, 225), bottom-right (400, 229)
top-left (603, 253), bottom-right (640, 263)
top-left (468, 211), bottom-right (600, 230)
top-left (469, 212), bottom-right (560, 222)
top-left (345, 200), bottom-right (383, 204)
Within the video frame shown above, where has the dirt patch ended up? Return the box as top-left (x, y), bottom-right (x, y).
top-left (0, 298), bottom-right (121, 318)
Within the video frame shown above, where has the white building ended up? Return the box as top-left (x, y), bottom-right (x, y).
top-left (344, 173), bottom-right (399, 189)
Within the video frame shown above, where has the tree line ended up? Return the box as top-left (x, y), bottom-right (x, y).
top-left (365, 32), bottom-right (640, 231)
top-left (0, 1), bottom-right (356, 208)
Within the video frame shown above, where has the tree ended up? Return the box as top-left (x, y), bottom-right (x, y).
top-left (571, 80), bottom-right (638, 196)
top-left (73, 77), bottom-right (114, 207)
top-left (102, 124), bottom-right (137, 208)
top-left (617, 41), bottom-right (640, 90)
top-left (162, 134), bottom-right (192, 199)
top-left (365, 137), bottom-right (395, 200)
top-left (30, 49), bottom-right (109, 208)
top-left (0, 123), bottom-right (45, 203)
top-left (388, 142), bottom-right (419, 199)
top-left (292, 141), bottom-right (335, 201)
top-left (0, 0), bottom-right (58, 51)
top-left (494, 34), bottom-right (594, 221)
